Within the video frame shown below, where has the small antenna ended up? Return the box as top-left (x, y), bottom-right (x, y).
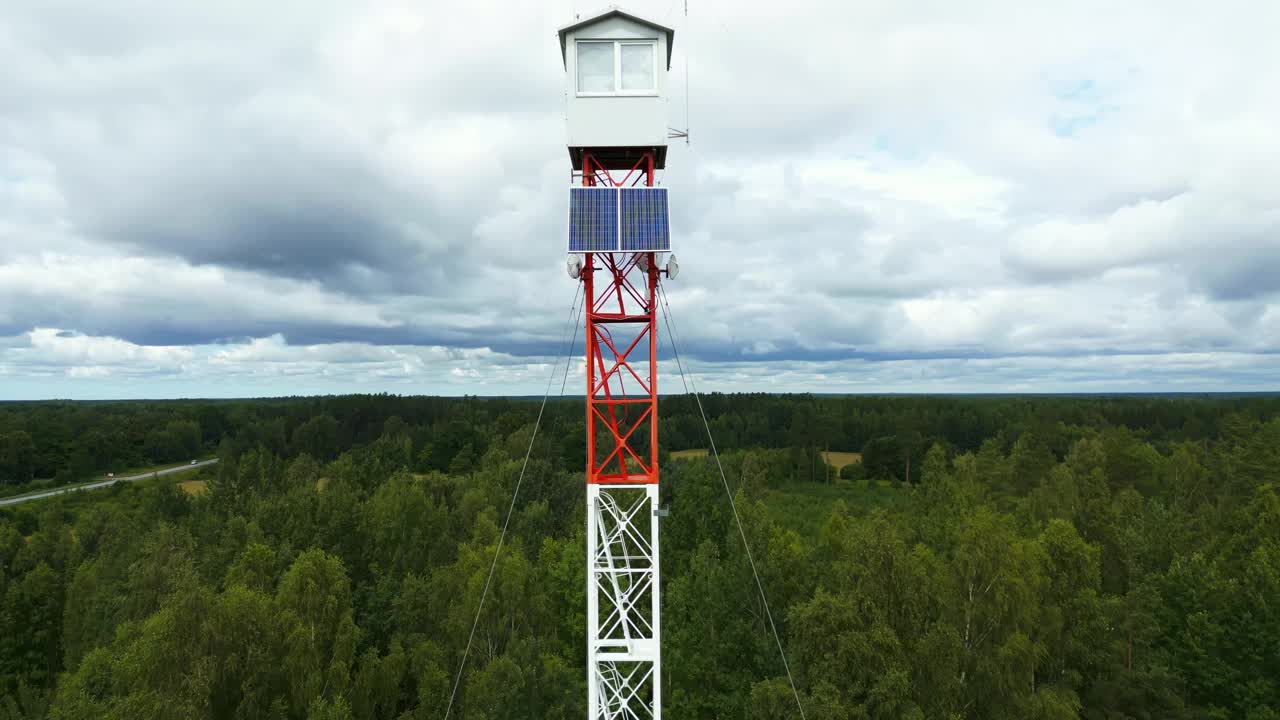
top-left (683, 0), bottom-right (690, 145)
top-left (664, 1), bottom-right (692, 144)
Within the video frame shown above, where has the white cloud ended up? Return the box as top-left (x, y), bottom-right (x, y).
top-left (0, 328), bottom-right (193, 383)
top-left (0, 328), bottom-right (570, 398)
top-left (2, 328), bottom-right (1274, 400)
top-left (27, 327), bottom-right (193, 366)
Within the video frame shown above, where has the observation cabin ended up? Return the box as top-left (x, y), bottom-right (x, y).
top-left (559, 7), bottom-right (675, 171)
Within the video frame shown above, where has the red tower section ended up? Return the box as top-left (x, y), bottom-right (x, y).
top-left (579, 152), bottom-right (661, 486)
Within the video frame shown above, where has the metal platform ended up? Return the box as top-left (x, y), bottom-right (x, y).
top-left (570, 145), bottom-right (667, 171)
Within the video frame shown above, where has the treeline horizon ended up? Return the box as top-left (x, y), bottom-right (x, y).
top-left (4, 392), bottom-right (1279, 492)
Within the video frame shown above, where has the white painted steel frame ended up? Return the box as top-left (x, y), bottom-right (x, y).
top-left (587, 483), bottom-right (662, 719)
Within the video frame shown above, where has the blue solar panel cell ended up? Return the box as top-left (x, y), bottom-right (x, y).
top-left (568, 188), bottom-right (619, 252)
top-left (620, 188), bottom-right (670, 252)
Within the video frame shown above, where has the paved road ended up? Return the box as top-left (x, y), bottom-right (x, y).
top-left (0, 459), bottom-right (220, 507)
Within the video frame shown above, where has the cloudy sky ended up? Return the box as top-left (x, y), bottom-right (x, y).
top-left (1, 0), bottom-right (1277, 399)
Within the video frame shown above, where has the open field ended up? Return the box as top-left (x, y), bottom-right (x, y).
top-left (670, 448), bottom-right (709, 460)
top-left (821, 451), bottom-right (863, 469)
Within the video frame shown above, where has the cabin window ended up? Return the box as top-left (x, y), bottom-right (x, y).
top-left (620, 43), bottom-right (655, 91)
top-left (577, 40), bottom-right (657, 95)
top-left (577, 41), bottom-right (615, 93)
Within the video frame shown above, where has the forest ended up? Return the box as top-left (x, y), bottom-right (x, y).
top-left (1, 392), bottom-right (1279, 719)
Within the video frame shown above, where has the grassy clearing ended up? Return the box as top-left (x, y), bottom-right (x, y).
top-left (178, 480), bottom-right (208, 496)
top-left (316, 477), bottom-right (331, 493)
top-left (671, 448), bottom-right (709, 460)
top-left (821, 451), bottom-right (863, 469)
top-left (765, 479), bottom-right (909, 538)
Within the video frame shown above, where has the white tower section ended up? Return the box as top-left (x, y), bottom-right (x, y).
top-left (586, 484), bottom-right (662, 719)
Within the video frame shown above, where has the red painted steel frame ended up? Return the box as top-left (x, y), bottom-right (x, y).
top-left (581, 151), bottom-right (659, 485)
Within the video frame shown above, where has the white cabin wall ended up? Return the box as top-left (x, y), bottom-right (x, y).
top-left (565, 16), bottom-right (668, 149)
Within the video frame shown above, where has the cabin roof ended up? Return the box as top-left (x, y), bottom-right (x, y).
top-left (558, 6), bottom-right (675, 70)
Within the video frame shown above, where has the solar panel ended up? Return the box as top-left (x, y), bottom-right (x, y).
top-left (568, 187), bottom-right (672, 253)
top-left (568, 188), bottom-right (619, 252)
top-left (620, 188), bottom-right (670, 252)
